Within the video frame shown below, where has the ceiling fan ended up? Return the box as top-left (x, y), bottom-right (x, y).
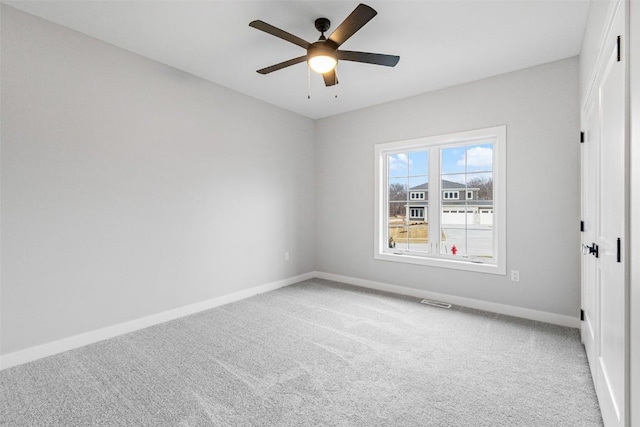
top-left (249, 3), bottom-right (400, 87)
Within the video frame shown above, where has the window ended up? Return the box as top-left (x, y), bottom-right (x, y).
top-left (375, 126), bottom-right (506, 275)
top-left (443, 191), bottom-right (459, 199)
top-left (410, 207), bottom-right (425, 218)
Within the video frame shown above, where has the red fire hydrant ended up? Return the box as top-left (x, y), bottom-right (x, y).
top-left (451, 245), bottom-right (458, 255)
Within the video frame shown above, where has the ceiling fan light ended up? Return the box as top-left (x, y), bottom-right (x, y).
top-left (307, 47), bottom-right (337, 74)
top-left (308, 55), bottom-right (337, 74)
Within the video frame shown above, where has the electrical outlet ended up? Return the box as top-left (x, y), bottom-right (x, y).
top-left (284, 252), bottom-right (290, 261)
top-left (510, 270), bottom-right (520, 282)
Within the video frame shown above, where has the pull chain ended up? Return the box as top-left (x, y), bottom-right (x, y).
top-left (307, 64), bottom-right (311, 99)
top-left (334, 63), bottom-right (338, 99)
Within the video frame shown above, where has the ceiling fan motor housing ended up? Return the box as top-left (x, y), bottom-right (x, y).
top-left (314, 17), bottom-right (331, 37)
top-left (308, 42), bottom-right (337, 60)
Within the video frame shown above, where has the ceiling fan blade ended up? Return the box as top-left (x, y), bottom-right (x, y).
top-left (327, 4), bottom-right (377, 48)
top-left (322, 69), bottom-right (338, 87)
top-left (257, 56), bottom-right (307, 74)
top-left (338, 50), bottom-right (400, 67)
top-left (249, 20), bottom-right (310, 50)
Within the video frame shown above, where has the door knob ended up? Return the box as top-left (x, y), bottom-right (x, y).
top-left (582, 243), bottom-right (599, 258)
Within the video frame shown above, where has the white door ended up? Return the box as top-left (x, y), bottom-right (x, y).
top-left (581, 14), bottom-right (626, 426)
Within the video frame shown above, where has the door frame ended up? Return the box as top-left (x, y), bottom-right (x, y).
top-left (629, 0), bottom-right (640, 424)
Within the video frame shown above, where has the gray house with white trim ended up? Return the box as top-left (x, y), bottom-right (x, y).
top-left (407, 180), bottom-right (493, 225)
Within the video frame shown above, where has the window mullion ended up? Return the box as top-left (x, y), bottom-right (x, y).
top-left (428, 147), bottom-right (441, 255)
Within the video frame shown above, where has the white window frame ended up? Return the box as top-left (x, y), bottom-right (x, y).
top-left (467, 191), bottom-right (473, 199)
top-left (410, 192), bottom-right (426, 200)
top-left (374, 125), bottom-right (506, 275)
top-left (443, 191), bottom-right (459, 200)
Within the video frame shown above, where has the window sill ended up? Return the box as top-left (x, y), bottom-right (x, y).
top-left (374, 251), bottom-right (506, 275)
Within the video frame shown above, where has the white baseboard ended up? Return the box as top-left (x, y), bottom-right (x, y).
top-left (0, 272), bottom-right (315, 371)
top-left (0, 270), bottom-right (580, 370)
top-left (313, 271), bottom-right (581, 329)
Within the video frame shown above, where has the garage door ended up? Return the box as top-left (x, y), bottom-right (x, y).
top-left (480, 209), bottom-right (493, 225)
top-left (442, 209), bottom-right (474, 225)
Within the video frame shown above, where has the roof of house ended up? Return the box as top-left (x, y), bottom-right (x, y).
top-left (410, 180), bottom-right (474, 190)
top-left (406, 200), bottom-right (493, 207)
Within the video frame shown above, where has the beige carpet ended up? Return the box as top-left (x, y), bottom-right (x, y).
top-left (0, 278), bottom-right (602, 426)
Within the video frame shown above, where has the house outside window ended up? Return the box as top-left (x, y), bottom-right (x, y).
top-left (374, 126), bottom-right (506, 275)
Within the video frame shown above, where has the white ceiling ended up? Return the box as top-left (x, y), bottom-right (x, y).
top-left (5, 1), bottom-right (589, 119)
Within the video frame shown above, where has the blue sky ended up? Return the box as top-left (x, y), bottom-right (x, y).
top-left (388, 142), bottom-right (493, 185)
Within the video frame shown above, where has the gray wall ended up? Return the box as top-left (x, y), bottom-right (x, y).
top-left (0, 5), bottom-right (315, 355)
top-left (315, 57), bottom-right (580, 317)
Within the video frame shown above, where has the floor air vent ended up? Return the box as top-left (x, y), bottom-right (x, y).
top-left (420, 299), bottom-right (452, 309)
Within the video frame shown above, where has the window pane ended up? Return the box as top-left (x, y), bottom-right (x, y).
top-left (388, 156), bottom-right (407, 250)
top-left (408, 176), bottom-right (428, 190)
top-left (388, 201), bottom-right (406, 218)
top-left (388, 153), bottom-right (409, 178)
top-left (440, 146), bottom-right (494, 260)
top-left (467, 173), bottom-right (493, 201)
top-left (388, 177), bottom-right (407, 201)
top-left (441, 224), bottom-right (467, 256)
top-left (441, 146), bottom-right (466, 174)
top-left (466, 143), bottom-right (494, 173)
top-left (407, 219), bottom-right (429, 253)
top-left (387, 153), bottom-right (429, 253)
top-left (467, 228), bottom-right (494, 259)
top-left (408, 176), bottom-right (428, 204)
top-left (407, 174), bottom-right (428, 253)
top-left (442, 213), bottom-right (493, 258)
top-left (388, 210), bottom-right (407, 249)
top-left (408, 151), bottom-right (428, 177)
